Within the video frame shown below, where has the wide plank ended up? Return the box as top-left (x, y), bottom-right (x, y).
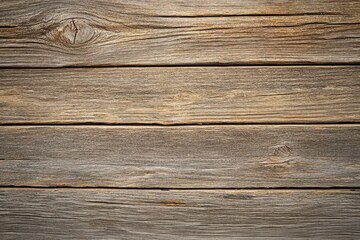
top-left (1, 66), bottom-right (359, 124)
top-left (0, 0), bottom-right (360, 67)
top-left (1, 125), bottom-right (359, 188)
top-left (0, 189), bottom-right (359, 239)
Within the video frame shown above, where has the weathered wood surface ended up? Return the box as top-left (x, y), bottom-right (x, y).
top-left (1, 66), bottom-right (359, 124)
top-left (1, 0), bottom-right (360, 67)
top-left (1, 125), bottom-right (359, 188)
top-left (1, 1), bottom-right (359, 238)
top-left (0, 189), bottom-right (359, 239)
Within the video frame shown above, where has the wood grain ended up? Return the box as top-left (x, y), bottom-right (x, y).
top-left (1, 66), bottom-right (359, 124)
top-left (1, 125), bottom-right (359, 188)
top-left (0, 189), bottom-right (359, 239)
top-left (1, 0), bottom-right (360, 67)
top-left (1, 1), bottom-right (359, 238)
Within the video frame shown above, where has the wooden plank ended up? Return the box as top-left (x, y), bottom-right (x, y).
top-left (0, 189), bottom-right (359, 239)
top-left (0, 0), bottom-right (360, 67)
top-left (1, 66), bottom-right (359, 124)
top-left (1, 125), bottom-right (359, 188)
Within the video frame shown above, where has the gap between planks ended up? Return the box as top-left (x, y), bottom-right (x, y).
top-left (0, 63), bottom-right (360, 69)
top-left (0, 122), bottom-right (359, 127)
top-left (0, 186), bottom-right (360, 191)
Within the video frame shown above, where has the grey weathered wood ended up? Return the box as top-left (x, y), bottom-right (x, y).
top-left (0, 0), bottom-right (360, 67)
top-left (1, 66), bottom-right (359, 124)
top-left (0, 189), bottom-right (359, 239)
top-left (1, 125), bottom-right (359, 188)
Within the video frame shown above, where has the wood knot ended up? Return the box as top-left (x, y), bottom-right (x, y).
top-left (273, 144), bottom-right (292, 157)
top-left (49, 18), bottom-right (95, 46)
top-left (260, 144), bottom-right (296, 169)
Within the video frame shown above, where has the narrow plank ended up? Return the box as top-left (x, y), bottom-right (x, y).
top-left (0, 189), bottom-right (359, 239)
top-left (1, 66), bottom-right (359, 124)
top-left (1, 125), bottom-right (359, 188)
top-left (1, 0), bottom-right (360, 67)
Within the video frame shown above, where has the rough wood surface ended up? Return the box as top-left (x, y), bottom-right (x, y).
top-left (1, 1), bottom-right (359, 239)
top-left (1, 125), bottom-right (359, 188)
top-left (1, 0), bottom-right (360, 67)
top-left (0, 189), bottom-right (359, 239)
top-left (1, 66), bottom-right (359, 124)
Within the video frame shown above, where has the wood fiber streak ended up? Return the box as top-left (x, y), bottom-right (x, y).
top-left (1, 66), bottom-right (359, 124)
top-left (0, 0), bottom-right (360, 66)
top-left (0, 189), bottom-right (359, 239)
top-left (1, 125), bottom-right (359, 188)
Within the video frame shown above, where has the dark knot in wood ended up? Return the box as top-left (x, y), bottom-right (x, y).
top-left (49, 18), bottom-right (95, 46)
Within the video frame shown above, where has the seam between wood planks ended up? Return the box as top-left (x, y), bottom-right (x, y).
top-left (0, 122), bottom-right (359, 127)
top-left (0, 63), bottom-right (360, 69)
top-left (0, 186), bottom-right (359, 191)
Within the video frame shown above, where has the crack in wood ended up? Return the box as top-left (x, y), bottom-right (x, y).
top-left (71, 19), bottom-right (78, 44)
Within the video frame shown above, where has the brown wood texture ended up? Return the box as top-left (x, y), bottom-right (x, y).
top-left (1, 66), bottom-right (359, 124)
top-left (1, 1), bottom-right (359, 238)
top-left (1, 189), bottom-right (359, 239)
top-left (0, 0), bottom-right (360, 67)
top-left (1, 125), bottom-right (359, 188)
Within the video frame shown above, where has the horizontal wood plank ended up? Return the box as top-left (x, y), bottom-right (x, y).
top-left (0, 189), bottom-right (359, 239)
top-left (1, 125), bottom-right (359, 188)
top-left (1, 66), bottom-right (359, 124)
top-left (1, 0), bottom-right (360, 66)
